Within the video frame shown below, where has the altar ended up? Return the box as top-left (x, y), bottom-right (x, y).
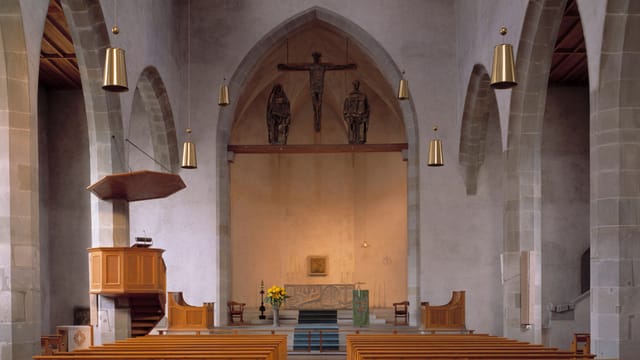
top-left (285, 284), bottom-right (354, 310)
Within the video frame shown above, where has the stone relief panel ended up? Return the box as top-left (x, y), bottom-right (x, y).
top-left (285, 284), bottom-right (354, 309)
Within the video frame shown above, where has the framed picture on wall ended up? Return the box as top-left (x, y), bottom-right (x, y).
top-left (308, 256), bottom-right (328, 276)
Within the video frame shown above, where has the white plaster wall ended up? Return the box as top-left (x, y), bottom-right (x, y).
top-left (98, 0), bottom-right (214, 306)
top-left (455, 0), bottom-right (528, 149)
top-left (423, 107), bottom-right (504, 335)
top-left (126, 89), bottom-right (158, 172)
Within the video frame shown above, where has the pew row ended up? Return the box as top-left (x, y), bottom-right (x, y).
top-left (33, 334), bottom-right (287, 360)
top-left (346, 333), bottom-right (595, 360)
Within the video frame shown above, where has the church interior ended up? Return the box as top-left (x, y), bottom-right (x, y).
top-left (1, 0), bottom-right (639, 359)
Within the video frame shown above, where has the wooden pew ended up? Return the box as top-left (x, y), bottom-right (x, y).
top-left (346, 333), bottom-right (595, 360)
top-left (33, 334), bottom-right (287, 360)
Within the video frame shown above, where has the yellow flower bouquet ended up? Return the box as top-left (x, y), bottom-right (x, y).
top-left (265, 285), bottom-right (289, 308)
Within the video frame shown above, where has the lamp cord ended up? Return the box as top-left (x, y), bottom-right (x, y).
top-left (111, 135), bottom-right (130, 173)
top-left (187, 0), bottom-right (191, 134)
top-left (125, 139), bottom-right (171, 173)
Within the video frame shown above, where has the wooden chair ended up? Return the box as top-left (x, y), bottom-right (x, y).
top-left (40, 334), bottom-right (63, 355)
top-left (571, 333), bottom-right (591, 354)
top-left (228, 301), bottom-right (246, 324)
top-left (393, 300), bottom-right (410, 325)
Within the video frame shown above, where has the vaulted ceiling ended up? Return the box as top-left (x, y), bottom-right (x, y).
top-left (39, 0), bottom-right (81, 89)
top-left (549, 0), bottom-right (588, 86)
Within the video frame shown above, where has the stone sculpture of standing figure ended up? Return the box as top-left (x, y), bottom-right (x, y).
top-left (266, 84), bottom-right (291, 145)
top-left (343, 80), bottom-right (370, 144)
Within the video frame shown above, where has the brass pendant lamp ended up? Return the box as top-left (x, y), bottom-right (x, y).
top-left (181, 0), bottom-right (197, 169)
top-left (181, 129), bottom-right (197, 169)
top-left (490, 26), bottom-right (517, 89)
top-left (102, 1), bottom-right (128, 92)
top-left (397, 70), bottom-right (409, 100)
top-left (428, 126), bottom-right (444, 167)
top-left (219, 77), bottom-right (230, 106)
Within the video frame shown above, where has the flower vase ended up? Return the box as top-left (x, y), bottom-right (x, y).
top-left (272, 303), bottom-right (280, 327)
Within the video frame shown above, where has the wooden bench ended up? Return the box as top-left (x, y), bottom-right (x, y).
top-left (167, 291), bottom-right (214, 330)
top-left (346, 333), bottom-right (595, 360)
top-left (421, 290), bottom-right (466, 330)
top-left (33, 334), bottom-right (286, 360)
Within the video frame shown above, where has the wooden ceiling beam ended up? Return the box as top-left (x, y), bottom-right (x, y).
top-left (41, 54), bottom-right (76, 59)
top-left (560, 56), bottom-right (588, 83)
top-left (43, 58), bottom-right (81, 88)
top-left (554, 19), bottom-right (582, 50)
top-left (45, 14), bottom-right (74, 47)
top-left (42, 34), bottom-right (68, 58)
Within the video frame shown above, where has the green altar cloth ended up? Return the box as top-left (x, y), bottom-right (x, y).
top-left (352, 289), bottom-right (369, 326)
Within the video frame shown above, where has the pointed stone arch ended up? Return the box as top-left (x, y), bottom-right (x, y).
top-left (131, 66), bottom-right (179, 173)
top-left (216, 6), bottom-right (421, 324)
top-left (459, 64), bottom-right (500, 195)
top-left (0, 0), bottom-right (41, 356)
top-left (60, 0), bottom-right (128, 249)
top-left (503, 0), bottom-right (568, 343)
top-left (60, 0), bottom-right (129, 345)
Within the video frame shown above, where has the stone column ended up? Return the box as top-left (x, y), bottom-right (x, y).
top-left (0, 8), bottom-right (40, 359)
top-left (590, 4), bottom-right (640, 357)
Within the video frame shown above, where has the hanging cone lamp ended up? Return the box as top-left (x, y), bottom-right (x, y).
top-left (397, 70), bottom-right (409, 100)
top-left (219, 78), bottom-right (230, 106)
top-left (490, 26), bottom-right (517, 89)
top-left (428, 126), bottom-right (444, 167)
top-left (103, 23), bottom-right (128, 92)
top-left (181, 0), bottom-right (197, 170)
top-left (181, 129), bottom-right (197, 169)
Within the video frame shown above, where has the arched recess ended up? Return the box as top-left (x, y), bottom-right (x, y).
top-left (216, 6), bottom-right (421, 324)
top-left (0, 0), bottom-right (41, 355)
top-left (459, 64), bottom-right (500, 196)
top-left (503, 0), bottom-right (567, 343)
top-left (130, 66), bottom-right (179, 173)
top-left (590, 1), bottom-right (640, 357)
top-left (59, 0), bottom-right (127, 247)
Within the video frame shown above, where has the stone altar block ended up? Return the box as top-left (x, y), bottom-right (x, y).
top-left (285, 284), bottom-right (354, 309)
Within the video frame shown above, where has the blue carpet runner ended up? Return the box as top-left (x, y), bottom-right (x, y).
top-left (293, 310), bottom-right (339, 351)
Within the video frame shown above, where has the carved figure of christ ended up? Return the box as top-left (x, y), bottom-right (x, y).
top-left (277, 52), bottom-right (357, 131)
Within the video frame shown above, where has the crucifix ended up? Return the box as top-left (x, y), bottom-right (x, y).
top-left (277, 51), bottom-right (357, 132)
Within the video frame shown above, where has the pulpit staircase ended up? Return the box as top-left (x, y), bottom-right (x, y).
top-left (129, 294), bottom-right (165, 337)
top-left (293, 310), bottom-right (339, 351)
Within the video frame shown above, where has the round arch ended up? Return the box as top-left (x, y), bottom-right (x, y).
top-left (215, 6), bottom-right (421, 324)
